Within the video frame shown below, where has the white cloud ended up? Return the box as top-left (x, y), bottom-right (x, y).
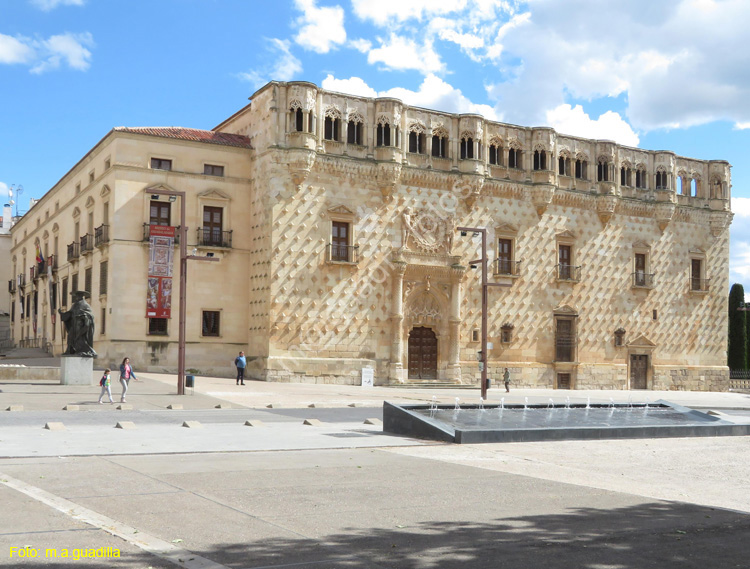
top-left (321, 75), bottom-right (377, 98)
top-left (293, 0), bottom-right (346, 54)
top-left (0, 34), bottom-right (35, 65)
top-left (0, 182), bottom-right (8, 200)
top-left (438, 29), bottom-right (484, 50)
top-left (30, 0), bottom-right (84, 10)
top-left (351, 0), bottom-right (466, 25)
top-left (348, 38), bottom-right (372, 53)
top-left (323, 74), bottom-right (497, 119)
top-left (31, 32), bottom-right (94, 73)
top-left (734, 122), bottom-right (750, 130)
top-left (485, 0), bottom-right (750, 130)
top-left (0, 32), bottom-right (93, 73)
top-left (546, 104), bottom-right (640, 147)
top-left (368, 34), bottom-right (443, 73)
top-left (237, 39), bottom-right (302, 88)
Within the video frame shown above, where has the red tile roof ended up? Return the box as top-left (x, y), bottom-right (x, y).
top-left (114, 127), bottom-right (253, 149)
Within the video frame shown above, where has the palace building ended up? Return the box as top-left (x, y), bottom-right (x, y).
top-left (7, 80), bottom-right (733, 390)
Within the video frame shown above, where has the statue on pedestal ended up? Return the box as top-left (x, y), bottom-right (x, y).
top-left (59, 290), bottom-right (96, 357)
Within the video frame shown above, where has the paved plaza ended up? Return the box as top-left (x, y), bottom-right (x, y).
top-left (2, 369), bottom-right (750, 568)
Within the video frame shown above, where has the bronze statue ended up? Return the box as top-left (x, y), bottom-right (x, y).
top-left (59, 290), bottom-right (97, 357)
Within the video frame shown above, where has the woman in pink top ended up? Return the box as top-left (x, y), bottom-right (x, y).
top-left (119, 357), bottom-right (138, 402)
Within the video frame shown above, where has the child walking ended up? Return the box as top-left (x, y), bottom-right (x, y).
top-left (98, 368), bottom-right (114, 404)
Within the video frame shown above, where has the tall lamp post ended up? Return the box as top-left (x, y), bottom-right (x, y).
top-left (149, 189), bottom-right (219, 395)
top-left (457, 226), bottom-right (511, 400)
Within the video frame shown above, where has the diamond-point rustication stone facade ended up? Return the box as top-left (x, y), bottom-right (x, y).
top-left (8, 80), bottom-right (732, 391)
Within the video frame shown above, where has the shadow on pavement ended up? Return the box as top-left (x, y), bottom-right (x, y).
top-left (198, 501), bottom-right (750, 568)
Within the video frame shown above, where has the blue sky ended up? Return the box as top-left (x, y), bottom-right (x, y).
top-left (1, 0), bottom-right (749, 287)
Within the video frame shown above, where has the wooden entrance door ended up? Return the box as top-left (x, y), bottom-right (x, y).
top-left (630, 354), bottom-right (648, 389)
top-left (408, 327), bottom-right (438, 379)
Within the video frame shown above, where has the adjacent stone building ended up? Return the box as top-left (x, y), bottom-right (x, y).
top-left (8, 80), bottom-right (734, 390)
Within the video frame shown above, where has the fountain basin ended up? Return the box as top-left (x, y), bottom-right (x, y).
top-left (383, 400), bottom-right (750, 444)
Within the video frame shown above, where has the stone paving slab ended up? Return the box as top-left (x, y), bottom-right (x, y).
top-left (2, 449), bottom-right (750, 569)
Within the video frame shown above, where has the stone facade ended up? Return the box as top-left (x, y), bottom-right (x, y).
top-left (8, 80), bottom-right (734, 390)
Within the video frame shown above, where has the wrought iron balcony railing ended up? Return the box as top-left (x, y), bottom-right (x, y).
top-left (326, 243), bottom-right (359, 264)
top-left (67, 241), bottom-right (80, 261)
top-left (197, 228), bottom-right (232, 248)
top-left (690, 277), bottom-right (710, 292)
top-left (493, 259), bottom-right (521, 276)
top-left (555, 333), bottom-right (577, 362)
top-left (557, 263), bottom-right (581, 282)
top-left (632, 272), bottom-right (655, 288)
top-left (94, 224), bottom-right (110, 247)
top-left (30, 266), bottom-right (37, 282)
top-left (142, 224), bottom-right (180, 243)
top-left (80, 233), bottom-right (94, 254)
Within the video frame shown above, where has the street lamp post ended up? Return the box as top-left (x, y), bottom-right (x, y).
top-left (457, 226), bottom-right (511, 400)
top-left (149, 189), bottom-right (219, 395)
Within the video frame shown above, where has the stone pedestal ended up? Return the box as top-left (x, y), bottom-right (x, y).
top-left (60, 356), bottom-right (94, 386)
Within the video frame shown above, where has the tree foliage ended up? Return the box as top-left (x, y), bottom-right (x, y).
top-left (728, 283), bottom-right (747, 370)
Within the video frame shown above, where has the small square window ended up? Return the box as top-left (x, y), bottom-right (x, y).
top-left (471, 329), bottom-right (480, 342)
top-left (89, 171), bottom-right (95, 183)
top-left (204, 164), bottom-right (225, 177)
top-left (501, 323), bottom-right (514, 344)
top-left (151, 158), bottom-right (172, 171)
top-left (75, 183), bottom-right (81, 194)
top-left (614, 328), bottom-right (626, 347)
top-left (202, 311), bottom-right (220, 336)
top-left (148, 317), bottom-right (168, 335)
top-left (104, 158), bottom-right (111, 170)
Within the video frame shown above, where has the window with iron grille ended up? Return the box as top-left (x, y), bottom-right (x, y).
top-left (85, 268), bottom-right (92, 294)
top-left (204, 164), bottom-right (225, 177)
top-left (71, 274), bottom-right (78, 295)
top-left (151, 158), bottom-right (172, 171)
top-left (101, 307), bottom-right (106, 335)
top-left (148, 317), bottom-right (168, 335)
top-left (202, 311), bottom-right (220, 336)
top-left (61, 278), bottom-right (68, 307)
top-left (99, 261), bottom-right (108, 295)
top-left (555, 318), bottom-right (576, 362)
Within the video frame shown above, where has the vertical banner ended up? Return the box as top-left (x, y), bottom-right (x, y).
top-left (147, 225), bottom-right (175, 318)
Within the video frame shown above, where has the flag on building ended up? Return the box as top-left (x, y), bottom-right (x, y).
top-left (35, 244), bottom-right (44, 265)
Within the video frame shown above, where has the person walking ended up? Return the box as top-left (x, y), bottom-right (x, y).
top-left (98, 368), bottom-right (114, 404)
top-left (235, 351), bottom-right (247, 385)
top-left (503, 367), bottom-right (511, 393)
top-left (119, 357), bottom-right (138, 402)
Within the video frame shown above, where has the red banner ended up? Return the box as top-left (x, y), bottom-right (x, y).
top-left (147, 225), bottom-right (175, 318)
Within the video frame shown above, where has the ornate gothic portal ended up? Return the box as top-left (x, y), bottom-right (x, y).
top-left (389, 254), bottom-right (465, 383)
top-left (408, 327), bottom-right (438, 379)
